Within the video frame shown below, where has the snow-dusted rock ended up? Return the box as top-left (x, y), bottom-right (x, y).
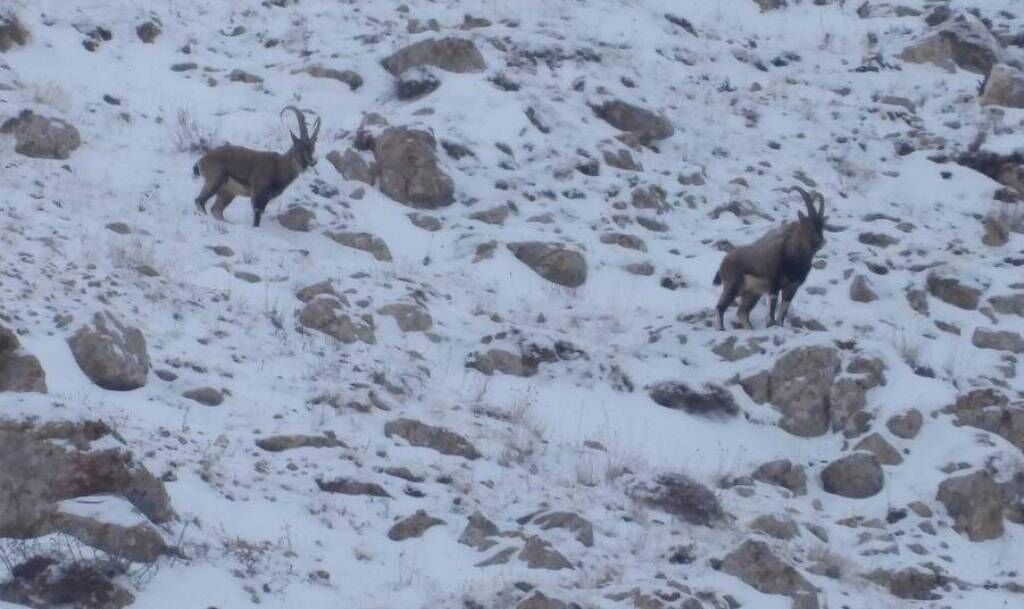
top-left (507, 242), bottom-right (587, 288)
top-left (67, 312), bottom-right (150, 391)
top-left (721, 540), bottom-right (819, 609)
top-left (899, 12), bottom-right (1002, 74)
top-left (381, 37), bottom-right (486, 75)
top-left (821, 452), bottom-right (884, 498)
top-left (1, 110), bottom-right (81, 159)
top-left (373, 126), bottom-right (455, 208)
top-left (980, 64), bottom-right (1024, 109)
top-left (384, 417), bottom-right (481, 460)
top-left (0, 325), bottom-right (46, 393)
top-left (937, 470), bottom-right (1004, 541)
top-left (298, 296), bottom-right (376, 344)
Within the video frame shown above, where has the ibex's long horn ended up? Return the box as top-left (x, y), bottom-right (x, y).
top-left (311, 115), bottom-right (321, 141)
top-left (815, 191), bottom-right (825, 217)
top-left (281, 105), bottom-right (309, 142)
top-left (788, 185), bottom-right (818, 218)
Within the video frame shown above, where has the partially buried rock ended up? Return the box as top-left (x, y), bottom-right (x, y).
top-left (853, 432), bottom-right (903, 465)
top-left (936, 470), bottom-right (1004, 541)
top-left (136, 20), bottom-right (160, 43)
top-left (326, 230), bottom-right (393, 262)
top-left (396, 66), bottom-right (441, 100)
top-left (980, 64), bottom-right (1024, 109)
top-left (648, 381), bottom-right (738, 418)
top-left (752, 459), bottom-right (808, 496)
top-left (592, 99), bottom-right (674, 144)
top-left (1, 110), bottom-right (81, 160)
top-left (67, 311), bottom-right (150, 391)
top-left (630, 473), bottom-right (725, 526)
top-left (378, 303), bottom-right (433, 332)
top-left (182, 387), bottom-right (223, 406)
top-left (886, 409), bottom-right (923, 439)
top-left (381, 37), bottom-right (486, 75)
top-left (327, 148), bottom-right (376, 184)
top-left (972, 327), bottom-right (1024, 354)
top-left (278, 205), bottom-right (315, 232)
top-left (518, 536), bottom-right (572, 570)
top-left (373, 126), bottom-right (455, 208)
top-left (0, 558), bottom-right (135, 609)
top-left (295, 65), bottom-right (363, 91)
top-left (384, 417), bottom-right (481, 459)
top-left (317, 477), bottom-right (391, 498)
top-left (388, 510), bottom-right (444, 541)
top-left (721, 540), bottom-right (819, 609)
top-left (507, 242), bottom-right (587, 288)
top-left (256, 433), bottom-right (345, 452)
top-left (299, 296), bottom-right (376, 344)
top-left (821, 452), bottom-right (884, 498)
top-left (899, 12), bottom-right (1002, 75)
top-left (926, 271), bottom-right (981, 310)
top-left (0, 325), bottom-right (47, 393)
top-left (740, 345), bottom-right (841, 437)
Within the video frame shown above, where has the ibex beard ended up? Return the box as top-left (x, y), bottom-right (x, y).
top-left (193, 106), bottom-right (321, 227)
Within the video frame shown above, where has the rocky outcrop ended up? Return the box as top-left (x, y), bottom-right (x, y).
top-left (0, 325), bottom-right (47, 393)
top-left (972, 327), bottom-right (1024, 354)
top-left (67, 312), bottom-right (150, 391)
top-left (507, 242), bottom-right (587, 288)
top-left (937, 470), bottom-right (1004, 541)
top-left (381, 37), bottom-right (486, 75)
top-left (899, 12), bottom-right (1002, 75)
top-left (298, 296), bottom-right (376, 344)
top-left (0, 558), bottom-right (135, 609)
top-left (1, 110), bottom-right (81, 159)
top-left (378, 303), bottom-right (433, 332)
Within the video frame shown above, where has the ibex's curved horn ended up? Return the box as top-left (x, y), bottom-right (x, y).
top-left (788, 185), bottom-right (818, 218)
top-left (815, 191), bottom-right (825, 217)
top-left (281, 105), bottom-right (309, 142)
top-left (311, 115), bottom-right (321, 141)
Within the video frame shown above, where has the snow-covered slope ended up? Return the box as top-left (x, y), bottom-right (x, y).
top-left (1, 0), bottom-right (1023, 608)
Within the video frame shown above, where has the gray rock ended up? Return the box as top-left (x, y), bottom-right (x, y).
top-left (378, 303), bottom-right (433, 332)
top-left (384, 417), bottom-right (481, 459)
top-left (850, 275), bottom-right (879, 303)
top-left (721, 540), bottom-right (819, 609)
top-left (981, 64), bottom-right (1024, 109)
top-left (327, 148), bottom-right (376, 184)
top-left (600, 232), bottom-right (647, 251)
top-left (532, 511), bottom-right (594, 547)
top-left (602, 146), bottom-right (643, 171)
top-left (740, 345), bottom-right (841, 437)
top-left (753, 0), bottom-right (788, 11)
top-left (926, 272), bottom-right (981, 310)
top-left (295, 280), bottom-right (342, 304)
top-left (458, 511), bottom-right (500, 551)
top-left (295, 65), bottom-right (363, 90)
top-left (821, 452), bottom-right (884, 498)
top-left (388, 510), bottom-right (444, 541)
top-left (67, 312), bottom-right (150, 391)
top-left (749, 514), bottom-right (800, 540)
top-left (48, 511), bottom-right (168, 563)
top-left (256, 434), bottom-right (345, 452)
top-left (467, 349), bottom-right (537, 377)
top-left (518, 536), bottom-right (572, 570)
top-left (476, 546), bottom-right (516, 567)
top-left (972, 327), bottom-right (1024, 353)
top-left (937, 470), bottom-right (1004, 541)
top-left (1, 110), bottom-right (81, 159)
top-left (396, 66), bottom-right (441, 100)
top-left (507, 242), bottom-right (587, 288)
top-left (408, 212), bottom-right (442, 231)
top-left (631, 473), bottom-right (726, 526)
top-left (325, 230), bottom-right (392, 262)
top-left (228, 68), bottom-right (262, 84)
top-left (0, 325), bottom-right (47, 393)
top-left (990, 293), bottom-right (1024, 317)
top-left (899, 12), bottom-right (1002, 75)
top-left (592, 100), bottom-right (674, 143)
top-left (0, 14), bottom-right (29, 52)
top-left (135, 20), bottom-right (160, 43)
top-left (853, 432), bottom-right (903, 465)
top-left (373, 126), bottom-right (455, 208)
top-left (182, 387), bottom-right (223, 406)
top-left (316, 477), bottom-right (391, 498)
top-left (752, 459), bottom-right (808, 496)
top-left (298, 296), bottom-right (375, 344)
top-left (517, 592), bottom-right (567, 609)
top-left (381, 37), bottom-right (486, 75)
top-left (277, 205), bottom-right (316, 232)
top-left (648, 381), bottom-right (738, 418)
top-left (888, 567), bottom-right (945, 601)
top-left (886, 409), bottom-right (923, 439)
top-left (0, 559), bottom-right (135, 609)
top-left (469, 205), bottom-right (510, 226)
top-left (943, 389), bottom-right (1024, 453)
top-left (631, 185), bottom-right (667, 210)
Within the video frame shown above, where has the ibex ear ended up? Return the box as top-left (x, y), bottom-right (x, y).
top-left (798, 211), bottom-right (807, 223)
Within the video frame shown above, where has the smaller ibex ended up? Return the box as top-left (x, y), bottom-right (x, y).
top-left (193, 106), bottom-right (320, 227)
top-left (713, 186), bottom-right (827, 330)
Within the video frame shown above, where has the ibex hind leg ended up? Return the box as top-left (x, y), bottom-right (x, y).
top-left (210, 192), bottom-right (235, 222)
top-left (737, 291), bottom-right (760, 330)
top-left (715, 278), bottom-right (742, 331)
top-left (194, 174), bottom-right (226, 215)
top-left (251, 194), bottom-right (272, 228)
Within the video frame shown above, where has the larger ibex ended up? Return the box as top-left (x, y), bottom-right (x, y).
top-left (193, 106), bottom-right (320, 227)
top-left (712, 186), bottom-right (827, 330)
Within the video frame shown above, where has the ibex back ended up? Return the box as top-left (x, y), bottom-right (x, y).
top-left (193, 106), bottom-right (321, 227)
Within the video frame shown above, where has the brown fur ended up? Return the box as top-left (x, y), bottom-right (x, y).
top-left (193, 106), bottom-right (320, 227)
top-left (713, 186), bottom-right (827, 330)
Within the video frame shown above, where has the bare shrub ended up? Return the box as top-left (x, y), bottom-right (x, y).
top-left (171, 108), bottom-right (218, 154)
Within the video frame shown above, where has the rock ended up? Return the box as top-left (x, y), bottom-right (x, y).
top-left (1, 110), bottom-right (81, 159)
top-left (631, 185), bottom-right (667, 210)
top-left (67, 312), bottom-right (150, 391)
top-left (507, 242), bottom-right (587, 288)
top-left (518, 536), bottom-right (572, 570)
top-left (381, 37), bottom-right (486, 75)
top-left (325, 231), bottom-right (392, 262)
top-left (753, 0), bottom-right (787, 11)
top-left (972, 327), bottom-right (1024, 353)
top-left (648, 382), bottom-right (739, 418)
top-left (926, 272), bottom-right (981, 310)
top-left (600, 232), bottom-right (647, 252)
top-left (749, 514), bottom-right (800, 540)
top-left (295, 280), bottom-right (341, 304)
top-left (906, 288), bottom-right (929, 315)
top-left (602, 146), bottom-right (643, 171)
top-left (752, 459), bottom-right (808, 496)
top-left (0, 14), bottom-right (29, 52)
top-left (740, 346), bottom-right (840, 437)
top-left (631, 474), bottom-right (726, 526)
top-left (384, 417), bottom-right (481, 460)
top-left (256, 434), bottom-right (345, 452)
top-left (821, 452), bottom-right (884, 498)
top-left (943, 389), bottom-right (1024, 453)
top-left (0, 325), bottom-right (47, 393)
top-left (295, 65), bottom-right (363, 91)
top-left (937, 470), bottom-right (1004, 541)
top-left (625, 262), bottom-right (655, 276)
top-left (853, 432), bottom-right (903, 465)
top-left (459, 511), bottom-right (500, 551)
top-left (396, 66), bottom-right (441, 100)
top-left (886, 409), bottom-right (923, 439)
top-left (467, 349), bottom-right (537, 377)
top-left (469, 205), bottom-right (510, 225)
top-left (316, 477), bottom-right (391, 498)
top-left (327, 148), bottom-right (375, 184)
top-left (182, 387), bottom-right (223, 406)
top-left (136, 20), bottom-right (160, 43)
top-left (888, 567), bottom-right (945, 601)
top-left (476, 547), bottom-right (516, 567)
top-left (373, 126), bottom-right (455, 208)
top-left (388, 510), bottom-right (445, 541)
top-left (228, 68), bottom-right (262, 84)
top-left (0, 420), bottom-right (174, 539)
top-left (850, 275), bottom-right (879, 303)
top-left (721, 540), bottom-right (819, 609)
top-left (0, 559), bottom-right (135, 609)
top-left (298, 296), bottom-right (375, 344)
top-left (378, 303), bottom-right (433, 332)
top-left (981, 64), bottom-right (1024, 109)
top-left (592, 99), bottom-right (674, 144)
top-left (517, 592), bottom-right (567, 609)
top-left (532, 512), bottom-right (594, 548)
top-left (990, 293), bottom-right (1024, 317)
top-left (49, 499), bottom-right (169, 563)
top-left (899, 12), bottom-right (1002, 75)
top-left (277, 204), bottom-right (315, 232)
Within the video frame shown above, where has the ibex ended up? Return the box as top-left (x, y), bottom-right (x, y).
top-left (193, 106), bottom-right (320, 227)
top-left (713, 186), bottom-right (827, 330)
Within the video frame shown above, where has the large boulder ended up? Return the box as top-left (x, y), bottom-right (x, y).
top-left (820, 452), bottom-right (884, 498)
top-left (937, 470), bottom-right (1004, 541)
top-left (0, 325), bottom-right (46, 393)
top-left (67, 312), bottom-right (150, 391)
top-left (721, 540), bottom-right (819, 609)
top-left (372, 126), bottom-right (455, 208)
top-left (740, 346), bottom-right (841, 437)
top-left (381, 37), bottom-right (486, 75)
top-left (899, 12), bottom-right (1002, 74)
top-left (0, 13), bottom-right (29, 52)
top-left (592, 99), bottom-right (674, 144)
top-left (1, 110), bottom-right (81, 159)
top-left (980, 64), bottom-right (1024, 109)
top-left (507, 242), bottom-right (587, 288)
top-left (298, 296), bottom-right (375, 344)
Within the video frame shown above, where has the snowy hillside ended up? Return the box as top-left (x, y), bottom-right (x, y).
top-left (1, 0), bottom-right (1023, 608)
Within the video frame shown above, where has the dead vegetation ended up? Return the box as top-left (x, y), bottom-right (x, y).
top-left (0, 12), bottom-right (29, 52)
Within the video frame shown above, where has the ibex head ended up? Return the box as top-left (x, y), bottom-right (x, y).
top-left (281, 105), bottom-right (321, 168)
top-left (788, 185), bottom-right (827, 253)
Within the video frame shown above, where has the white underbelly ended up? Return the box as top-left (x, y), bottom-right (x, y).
top-left (742, 275), bottom-right (770, 294)
top-left (224, 178), bottom-right (252, 197)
